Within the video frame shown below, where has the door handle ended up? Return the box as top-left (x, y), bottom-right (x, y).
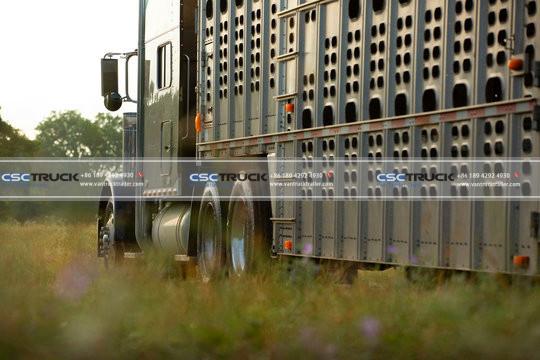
top-left (182, 54), bottom-right (191, 141)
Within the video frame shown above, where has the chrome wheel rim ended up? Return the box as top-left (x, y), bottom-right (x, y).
top-left (229, 200), bottom-right (250, 275)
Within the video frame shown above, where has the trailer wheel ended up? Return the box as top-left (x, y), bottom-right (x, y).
top-left (197, 183), bottom-right (225, 281)
top-left (97, 197), bottom-right (124, 268)
top-left (226, 180), bottom-right (271, 276)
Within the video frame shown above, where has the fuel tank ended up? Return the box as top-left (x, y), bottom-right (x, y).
top-left (151, 204), bottom-right (191, 255)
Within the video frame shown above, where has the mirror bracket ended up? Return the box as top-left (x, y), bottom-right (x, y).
top-left (101, 50), bottom-right (138, 111)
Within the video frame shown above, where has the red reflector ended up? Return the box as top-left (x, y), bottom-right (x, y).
top-left (195, 113), bottom-right (202, 133)
top-left (285, 103), bottom-right (295, 113)
top-left (508, 58), bottom-right (524, 71)
top-left (284, 240), bottom-right (293, 251)
top-left (513, 255), bottom-right (530, 268)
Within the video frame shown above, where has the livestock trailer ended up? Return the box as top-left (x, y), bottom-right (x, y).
top-left (98, 0), bottom-right (540, 277)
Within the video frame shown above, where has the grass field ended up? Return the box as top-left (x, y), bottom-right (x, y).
top-left (1, 221), bottom-right (540, 359)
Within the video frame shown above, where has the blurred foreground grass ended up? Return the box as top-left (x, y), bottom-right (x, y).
top-left (1, 221), bottom-right (540, 359)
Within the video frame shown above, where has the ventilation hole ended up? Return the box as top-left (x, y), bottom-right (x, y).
top-left (345, 102), bottom-right (357, 123)
top-left (523, 138), bottom-right (533, 154)
top-left (484, 143), bottom-right (492, 156)
top-left (456, 1), bottom-right (463, 14)
top-left (528, 1), bottom-right (537, 16)
top-left (488, 12), bottom-right (496, 26)
top-left (463, 59), bottom-right (471, 72)
top-left (494, 141), bottom-right (504, 156)
top-left (220, 0), bottom-right (227, 13)
top-left (403, 132), bottom-right (410, 144)
top-left (422, 89), bottom-right (437, 112)
top-left (461, 124), bottom-right (470, 138)
top-left (323, 105), bottom-right (334, 126)
top-left (376, 134), bottom-right (383, 146)
top-left (302, 108), bottom-right (312, 129)
top-left (434, 7), bottom-right (442, 20)
top-left (464, 18), bottom-right (473, 32)
top-left (349, 0), bottom-right (361, 19)
top-left (495, 120), bottom-right (505, 134)
top-left (485, 122), bottom-right (493, 135)
top-left (461, 145), bottom-right (469, 157)
top-left (395, 94), bottom-right (408, 116)
top-left (421, 130), bottom-right (428, 143)
top-left (393, 133), bottom-right (400, 145)
top-left (453, 83), bottom-right (468, 108)
top-left (498, 30), bottom-right (507, 46)
top-left (526, 23), bottom-right (536, 38)
top-left (206, 0), bottom-right (214, 19)
top-left (486, 77), bottom-right (503, 103)
top-left (524, 117), bottom-right (533, 131)
top-left (373, 0), bottom-right (385, 12)
top-left (369, 98), bottom-right (382, 119)
top-left (499, 9), bottom-right (508, 23)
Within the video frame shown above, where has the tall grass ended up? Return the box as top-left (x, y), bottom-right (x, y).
top-left (0, 221), bottom-right (539, 359)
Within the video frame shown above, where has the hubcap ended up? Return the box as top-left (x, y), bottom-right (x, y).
top-left (199, 202), bottom-right (220, 279)
top-left (229, 200), bottom-right (251, 275)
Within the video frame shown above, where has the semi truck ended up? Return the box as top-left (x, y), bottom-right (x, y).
top-left (98, 0), bottom-right (540, 278)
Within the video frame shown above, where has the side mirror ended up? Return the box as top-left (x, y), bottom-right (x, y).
top-left (101, 58), bottom-right (122, 112)
top-left (104, 92), bottom-right (123, 112)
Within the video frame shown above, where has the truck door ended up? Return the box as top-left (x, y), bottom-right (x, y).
top-left (142, 0), bottom-right (197, 190)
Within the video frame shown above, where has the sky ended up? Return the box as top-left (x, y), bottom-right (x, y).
top-left (0, 0), bottom-right (139, 139)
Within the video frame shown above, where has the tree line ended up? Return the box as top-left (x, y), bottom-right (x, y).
top-left (0, 109), bottom-right (123, 222)
top-left (0, 109), bottom-right (122, 158)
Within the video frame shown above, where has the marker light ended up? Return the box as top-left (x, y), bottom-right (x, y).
top-left (513, 255), bottom-right (530, 268)
top-left (195, 113), bottom-right (202, 133)
top-left (285, 103), bottom-right (295, 113)
top-left (508, 58), bottom-right (524, 71)
top-left (284, 240), bottom-right (293, 251)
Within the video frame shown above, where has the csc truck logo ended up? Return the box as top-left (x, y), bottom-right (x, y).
top-left (1, 174), bottom-right (31, 182)
top-left (190, 173), bottom-right (269, 182)
top-left (377, 173), bottom-right (455, 183)
top-left (190, 173), bottom-right (220, 182)
top-left (377, 173), bottom-right (406, 182)
top-left (1, 173), bottom-right (80, 182)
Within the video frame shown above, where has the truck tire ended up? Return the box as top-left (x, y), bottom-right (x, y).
top-left (97, 197), bottom-right (124, 268)
top-left (197, 182), bottom-right (225, 281)
top-left (226, 179), bottom-right (271, 276)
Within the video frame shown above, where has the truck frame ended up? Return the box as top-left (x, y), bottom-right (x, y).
top-left (98, 0), bottom-right (540, 277)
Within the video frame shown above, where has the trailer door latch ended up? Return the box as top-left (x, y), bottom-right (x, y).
top-left (530, 212), bottom-right (540, 239)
